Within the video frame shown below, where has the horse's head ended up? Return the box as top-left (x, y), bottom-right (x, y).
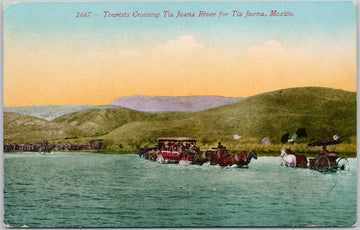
top-left (249, 150), bottom-right (257, 159)
top-left (280, 149), bottom-right (286, 157)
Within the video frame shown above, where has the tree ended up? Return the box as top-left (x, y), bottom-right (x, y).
top-left (296, 128), bottom-right (308, 138)
top-left (281, 133), bottom-right (290, 144)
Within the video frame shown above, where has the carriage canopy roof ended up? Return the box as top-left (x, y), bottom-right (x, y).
top-left (157, 137), bottom-right (198, 142)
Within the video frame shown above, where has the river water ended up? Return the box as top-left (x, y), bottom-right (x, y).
top-left (3, 152), bottom-right (357, 227)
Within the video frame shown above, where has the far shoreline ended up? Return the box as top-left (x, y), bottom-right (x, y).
top-left (12, 149), bottom-right (355, 158)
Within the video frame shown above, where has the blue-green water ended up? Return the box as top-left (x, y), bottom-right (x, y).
top-left (3, 152), bottom-right (357, 227)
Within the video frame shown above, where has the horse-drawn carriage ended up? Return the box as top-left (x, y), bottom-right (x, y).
top-left (281, 139), bottom-right (349, 171)
top-left (280, 139), bottom-right (349, 171)
top-left (308, 139), bottom-right (348, 171)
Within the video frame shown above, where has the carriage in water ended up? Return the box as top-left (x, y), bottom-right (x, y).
top-left (281, 138), bottom-right (349, 171)
top-left (137, 137), bottom-right (257, 167)
top-left (308, 139), bottom-right (349, 171)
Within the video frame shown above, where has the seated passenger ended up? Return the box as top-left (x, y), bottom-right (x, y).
top-left (320, 146), bottom-right (329, 156)
top-left (165, 142), bottom-right (170, 150)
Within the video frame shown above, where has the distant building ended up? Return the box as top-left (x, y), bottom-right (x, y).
top-left (260, 137), bottom-right (271, 145)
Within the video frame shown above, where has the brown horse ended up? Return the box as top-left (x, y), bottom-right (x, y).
top-left (137, 145), bottom-right (158, 161)
top-left (210, 148), bottom-right (257, 167)
top-left (285, 148), bottom-right (308, 168)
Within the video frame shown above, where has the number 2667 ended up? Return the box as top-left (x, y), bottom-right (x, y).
top-left (76, 12), bottom-right (92, 17)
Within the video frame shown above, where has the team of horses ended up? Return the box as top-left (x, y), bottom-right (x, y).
top-left (193, 147), bottom-right (258, 167)
top-left (280, 148), bottom-right (308, 168)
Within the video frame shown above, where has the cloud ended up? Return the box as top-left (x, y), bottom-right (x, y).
top-left (246, 40), bottom-right (303, 64)
top-left (152, 35), bottom-right (218, 64)
top-left (155, 35), bottom-right (201, 55)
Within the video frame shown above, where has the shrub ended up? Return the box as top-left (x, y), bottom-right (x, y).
top-left (296, 128), bottom-right (308, 138)
top-left (281, 133), bottom-right (289, 144)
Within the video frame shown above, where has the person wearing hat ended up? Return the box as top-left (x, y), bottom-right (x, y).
top-left (189, 143), bottom-right (195, 154)
top-left (218, 142), bottom-right (223, 149)
top-left (181, 141), bottom-right (189, 160)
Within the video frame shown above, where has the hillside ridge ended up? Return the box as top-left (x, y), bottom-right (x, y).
top-left (4, 95), bottom-right (244, 120)
top-left (4, 87), bottom-right (356, 153)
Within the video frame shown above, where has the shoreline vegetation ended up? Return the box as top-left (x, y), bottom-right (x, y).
top-left (4, 137), bottom-right (357, 157)
top-left (6, 148), bottom-right (357, 158)
top-left (27, 140), bottom-right (357, 158)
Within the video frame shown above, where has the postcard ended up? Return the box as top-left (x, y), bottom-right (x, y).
top-left (3, 1), bottom-right (357, 228)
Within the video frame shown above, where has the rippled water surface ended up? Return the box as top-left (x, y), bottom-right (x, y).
top-left (3, 152), bottom-right (357, 227)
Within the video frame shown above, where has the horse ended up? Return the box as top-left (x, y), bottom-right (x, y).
top-left (137, 145), bottom-right (158, 161)
top-left (280, 149), bottom-right (296, 167)
top-left (209, 148), bottom-right (257, 167)
top-left (229, 150), bottom-right (257, 167)
top-left (285, 148), bottom-right (308, 168)
top-left (241, 150), bottom-right (257, 166)
top-left (192, 150), bottom-right (212, 165)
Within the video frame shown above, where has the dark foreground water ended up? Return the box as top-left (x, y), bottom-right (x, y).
top-left (3, 152), bottom-right (357, 227)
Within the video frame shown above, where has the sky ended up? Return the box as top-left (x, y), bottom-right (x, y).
top-left (4, 1), bottom-right (357, 107)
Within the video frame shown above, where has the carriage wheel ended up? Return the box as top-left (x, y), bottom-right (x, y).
top-left (336, 158), bottom-right (349, 170)
top-left (315, 156), bottom-right (330, 170)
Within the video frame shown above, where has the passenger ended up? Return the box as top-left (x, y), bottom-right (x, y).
top-left (189, 143), bottom-right (195, 154)
top-left (181, 141), bottom-right (189, 160)
top-left (320, 146), bottom-right (329, 156)
top-left (218, 142), bottom-right (223, 149)
top-left (165, 142), bottom-right (170, 150)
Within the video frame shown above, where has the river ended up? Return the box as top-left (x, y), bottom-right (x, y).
top-left (3, 152), bottom-right (357, 227)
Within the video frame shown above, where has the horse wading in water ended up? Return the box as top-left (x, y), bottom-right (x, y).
top-left (280, 149), bottom-right (296, 167)
top-left (285, 148), bottom-right (308, 168)
top-left (194, 148), bottom-right (257, 167)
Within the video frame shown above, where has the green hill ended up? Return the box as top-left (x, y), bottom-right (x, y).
top-left (192, 87), bottom-right (356, 143)
top-left (4, 87), bottom-right (356, 154)
top-left (4, 113), bottom-right (63, 143)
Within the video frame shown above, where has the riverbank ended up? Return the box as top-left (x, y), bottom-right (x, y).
top-left (5, 141), bottom-right (356, 157)
top-left (53, 148), bottom-right (357, 158)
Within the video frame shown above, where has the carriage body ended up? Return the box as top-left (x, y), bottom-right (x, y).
top-left (308, 140), bottom-right (347, 171)
top-left (156, 137), bottom-right (197, 163)
top-left (309, 153), bottom-right (338, 171)
top-left (137, 137), bottom-right (198, 163)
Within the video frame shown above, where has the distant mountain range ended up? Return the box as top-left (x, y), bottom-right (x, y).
top-left (109, 95), bottom-right (243, 112)
top-left (4, 96), bottom-right (244, 120)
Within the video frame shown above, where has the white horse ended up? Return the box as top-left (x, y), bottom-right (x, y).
top-left (280, 149), bottom-right (296, 167)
